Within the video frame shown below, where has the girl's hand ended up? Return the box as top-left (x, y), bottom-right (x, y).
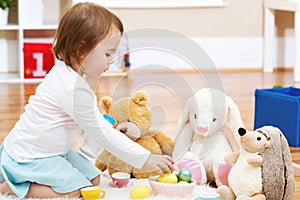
top-left (143, 154), bottom-right (175, 176)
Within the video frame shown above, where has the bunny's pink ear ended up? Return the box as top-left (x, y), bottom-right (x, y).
top-left (221, 96), bottom-right (243, 152)
top-left (226, 96), bottom-right (244, 135)
top-left (172, 98), bottom-right (194, 161)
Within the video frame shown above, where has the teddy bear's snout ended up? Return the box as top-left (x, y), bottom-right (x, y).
top-left (119, 127), bottom-right (128, 133)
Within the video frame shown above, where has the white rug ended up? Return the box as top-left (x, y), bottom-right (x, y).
top-left (0, 195), bottom-right (82, 200)
top-left (0, 172), bottom-right (219, 199)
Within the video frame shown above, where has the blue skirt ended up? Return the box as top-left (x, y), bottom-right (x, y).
top-left (0, 146), bottom-right (100, 198)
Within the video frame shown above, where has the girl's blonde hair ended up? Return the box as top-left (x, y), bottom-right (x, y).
top-left (53, 2), bottom-right (123, 72)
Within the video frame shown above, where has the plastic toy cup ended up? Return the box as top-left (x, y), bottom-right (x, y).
top-left (111, 172), bottom-right (130, 188)
top-left (195, 189), bottom-right (220, 200)
top-left (195, 197), bottom-right (220, 200)
top-left (80, 186), bottom-right (106, 200)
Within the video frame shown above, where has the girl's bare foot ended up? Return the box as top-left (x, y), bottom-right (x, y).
top-left (0, 181), bottom-right (15, 195)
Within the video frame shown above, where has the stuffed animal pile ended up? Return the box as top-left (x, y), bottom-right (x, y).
top-left (172, 88), bottom-right (244, 186)
top-left (95, 90), bottom-right (174, 178)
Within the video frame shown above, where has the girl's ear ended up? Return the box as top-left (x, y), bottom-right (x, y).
top-left (70, 40), bottom-right (87, 74)
top-left (78, 40), bottom-right (87, 58)
top-left (76, 40), bottom-right (87, 64)
top-left (99, 96), bottom-right (113, 115)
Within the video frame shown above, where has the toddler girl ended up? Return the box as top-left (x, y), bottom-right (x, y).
top-left (0, 2), bottom-right (174, 198)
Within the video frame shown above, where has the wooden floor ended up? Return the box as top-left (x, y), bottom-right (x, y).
top-left (0, 70), bottom-right (300, 198)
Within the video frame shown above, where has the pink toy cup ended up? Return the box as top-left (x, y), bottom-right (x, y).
top-left (111, 172), bottom-right (130, 188)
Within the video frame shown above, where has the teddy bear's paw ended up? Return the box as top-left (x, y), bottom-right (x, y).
top-left (133, 168), bottom-right (158, 179)
top-left (216, 185), bottom-right (235, 200)
top-left (94, 160), bottom-right (107, 172)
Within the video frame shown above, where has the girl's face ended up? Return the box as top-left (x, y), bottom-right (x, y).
top-left (81, 29), bottom-right (121, 78)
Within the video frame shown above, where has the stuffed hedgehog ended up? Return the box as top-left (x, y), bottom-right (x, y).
top-left (217, 126), bottom-right (295, 200)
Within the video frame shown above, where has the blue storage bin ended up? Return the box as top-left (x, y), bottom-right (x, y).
top-left (254, 86), bottom-right (300, 147)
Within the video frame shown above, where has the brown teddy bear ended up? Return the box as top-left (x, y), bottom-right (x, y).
top-left (95, 90), bottom-right (175, 178)
top-left (217, 126), bottom-right (295, 200)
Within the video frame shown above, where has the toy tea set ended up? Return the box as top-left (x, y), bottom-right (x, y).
top-left (80, 169), bottom-right (220, 200)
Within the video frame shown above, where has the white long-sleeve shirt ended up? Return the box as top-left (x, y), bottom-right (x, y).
top-left (3, 61), bottom-right (150, 168)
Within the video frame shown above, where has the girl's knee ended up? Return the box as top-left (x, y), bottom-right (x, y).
top-left (0, 181), bottom-right (14, 195)
top-left (91, 174), bottom-right (101, 186)
top-left (67, 189), bottom-right (81, 198)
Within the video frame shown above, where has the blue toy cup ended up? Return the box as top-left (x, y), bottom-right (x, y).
top-left (195, 190), bottom-right (220, 200)
top-left (195, 196), bottom-right (220, 200)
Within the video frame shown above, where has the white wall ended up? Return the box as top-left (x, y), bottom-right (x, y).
top-left (127, 36), bottom-right (294, 70)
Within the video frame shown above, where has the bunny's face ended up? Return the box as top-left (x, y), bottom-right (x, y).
top-left (187, 89), bottom-right (228, 137)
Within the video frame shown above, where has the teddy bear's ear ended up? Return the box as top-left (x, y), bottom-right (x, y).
top-left (131, 90), bottom-right (149, 106)
top-left (99, 96), bottom-right (113, 115)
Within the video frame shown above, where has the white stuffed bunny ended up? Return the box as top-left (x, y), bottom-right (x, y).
top-left (172, 88), bottom-right (243, 186)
